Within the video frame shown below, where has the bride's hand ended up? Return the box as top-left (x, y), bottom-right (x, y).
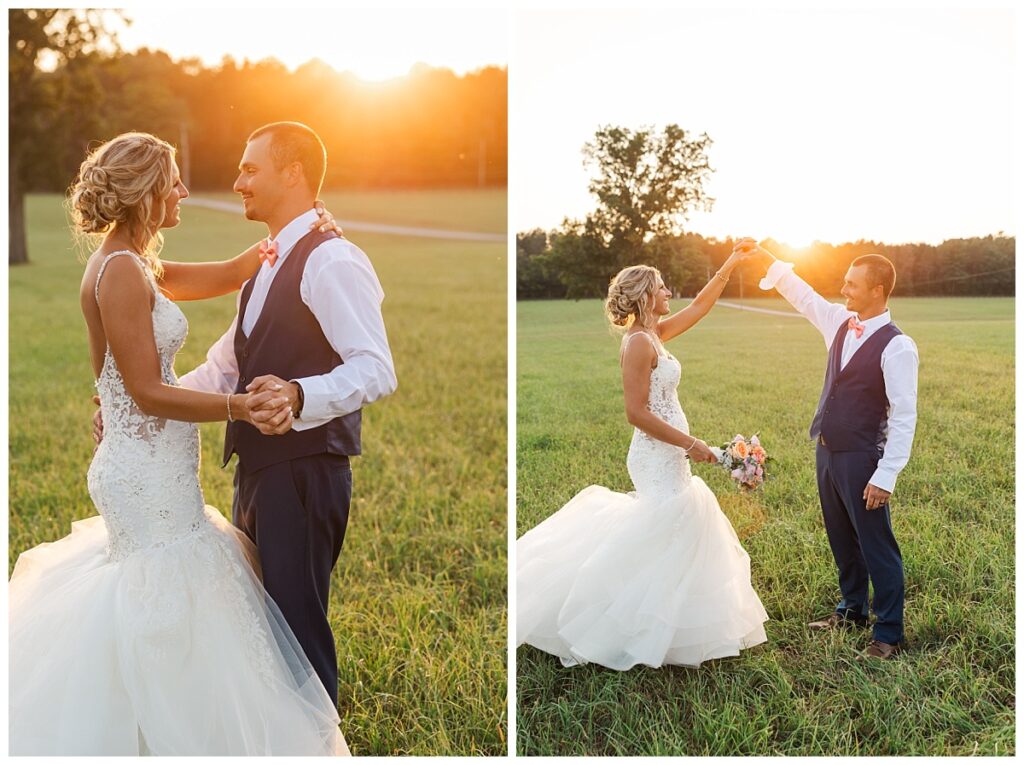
top-left (685, 438), bottom-right (718, 463)
top-left (310, 200), bottom-right (344, 237)
top-left (232, 392), bottom-right (294, 435)
top-left (722, 248), bottom-right (749, 271)
top-left (733, 238), bottom-right (776, 271)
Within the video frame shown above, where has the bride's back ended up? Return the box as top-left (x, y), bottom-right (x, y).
top-left (80, 247), bottom-right (157, 379)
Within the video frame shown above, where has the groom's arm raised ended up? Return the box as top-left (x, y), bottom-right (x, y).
top-left (740, 239), bottom-right (850, 347)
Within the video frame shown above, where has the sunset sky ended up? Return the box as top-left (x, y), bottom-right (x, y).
top-left (511, 8), bottom-right (1014, 246)
top-left (97, 7), bottom-right (507, 81)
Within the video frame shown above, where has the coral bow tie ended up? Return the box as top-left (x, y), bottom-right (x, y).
top-left (848, 316), bottom-right (865, 339)
top-left (258, 239), bottom-right (279, 267)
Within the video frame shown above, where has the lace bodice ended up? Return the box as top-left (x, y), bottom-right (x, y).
top-left (623, 331), bottom-right (693, 499)
top-left (87, 251), bottom-right (205, 560)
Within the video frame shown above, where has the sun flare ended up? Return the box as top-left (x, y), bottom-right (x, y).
top-left (101, 9), bottom-right (505, 83)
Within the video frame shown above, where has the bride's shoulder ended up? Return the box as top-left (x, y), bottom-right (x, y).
top-left (88, 249), bottom-right (153, 303)
top-left (619, 330), bottom-right (659, 368)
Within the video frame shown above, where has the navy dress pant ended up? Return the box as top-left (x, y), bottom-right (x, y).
top-left (816, 443), bottom-right (904, 644)
top-left (233, 453), bottom-right (352, 705)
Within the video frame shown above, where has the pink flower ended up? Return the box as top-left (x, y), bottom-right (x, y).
top-left (750, 435), bottom-right (760, 447)
top-left (731, 468), bottom-right (744, 480)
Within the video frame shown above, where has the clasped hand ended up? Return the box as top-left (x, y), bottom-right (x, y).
top-left (91, 375), bottom-right (299, 445)
top-left (244, 375), bottom-right (301, 435)
top-left (731, 237), bottom-right (775, 271)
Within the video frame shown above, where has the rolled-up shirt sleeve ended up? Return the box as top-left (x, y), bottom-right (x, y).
top-left (870, 339), bottom-right (919, 492)
top-left (291, 240), bottom-right (397, 431)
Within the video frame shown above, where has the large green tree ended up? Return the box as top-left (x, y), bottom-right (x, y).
top-left (9, 9), bottom-right (122, 265)
top-left (582, 124), bottom-right (714, 265)
top-left (539, 124), bottom-right (715, 297)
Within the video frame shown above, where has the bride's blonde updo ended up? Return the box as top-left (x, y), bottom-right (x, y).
top-left (605, 264), bottom-right (662, 329)
top-left (68, 132), bottom-right (177, 272)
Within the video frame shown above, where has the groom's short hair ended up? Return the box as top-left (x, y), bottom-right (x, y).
top-left (247, 122), bottom-right (327, 195)
top-left (851, 254), bottom-right (896, 299)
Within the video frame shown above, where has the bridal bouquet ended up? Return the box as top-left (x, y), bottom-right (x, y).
top-left (709, 434), bottom-right (770, 491)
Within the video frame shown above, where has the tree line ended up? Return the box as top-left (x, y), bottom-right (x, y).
top-left (515, 123), bottom-right (1012, 299)
top-left (20, 51), bottom-right (507, 193)
top-left (517, 230), bottom-right (1015, 299)
top-left (10, 9), bottom-right (507, 263)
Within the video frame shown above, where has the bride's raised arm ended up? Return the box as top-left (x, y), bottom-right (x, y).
top-left (655, 248), bottom-right (747, 343)
top-left (157, 203), bottom-right (342, 301)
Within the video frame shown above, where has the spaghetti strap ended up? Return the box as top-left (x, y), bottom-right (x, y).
top-left (94, 250), bottom-right (155, 304)
top-left (620, 329), bottom-right (663, 364)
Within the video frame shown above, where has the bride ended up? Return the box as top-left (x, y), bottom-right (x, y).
top-left (516, 253), bottom-right (769, 670)
top-left (9, 132), bottom-right (349, 754)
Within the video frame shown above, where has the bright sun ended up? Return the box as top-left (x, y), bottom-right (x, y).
top-left (99, 9), bottom-right (503, 85)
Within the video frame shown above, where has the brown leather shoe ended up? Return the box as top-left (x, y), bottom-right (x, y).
top-left (855, 639), bottom-right (903, 660)
top-left (807, 612), bottom-right (869, 630)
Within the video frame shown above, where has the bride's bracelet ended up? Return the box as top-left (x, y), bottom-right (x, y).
top-left (226, 394), bottom-right (235, 423)
top-left (714, 270), bottom-right (729, 284)
top-left (683, 434), bottom-right (698, 451)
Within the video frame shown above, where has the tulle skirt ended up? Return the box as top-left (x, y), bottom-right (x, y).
top-left (9, 507), bottom-right (349, 755)
top-left (516, 477), bottom-right (768, 670)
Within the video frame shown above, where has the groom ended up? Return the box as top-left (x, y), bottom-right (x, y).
top-left (181, 122), bottom-right (397, 701)
top-left (739, 239), bottom-right (918, 660)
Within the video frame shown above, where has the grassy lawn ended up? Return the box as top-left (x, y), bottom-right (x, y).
top-left (9, 191), bottom-right (507, 756)
top-left (516, 295), bottom-right (1014, 756)
top-left (199, 188), bottom-right (507, 234)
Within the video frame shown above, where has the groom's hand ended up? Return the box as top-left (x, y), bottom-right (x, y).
top-left (91, 394), bottom-right (104, 447)
top-left (246, 374), bottom-right (300, 415)
top-left (244, 388), bottom-right (294, 435)
top-left (863, 483), bottom-right (891, 511)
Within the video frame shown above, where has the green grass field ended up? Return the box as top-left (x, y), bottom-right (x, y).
top-left (516, 296), bottom-right (1014, 756)
top-left (9, 190), bottom-right (507, 756)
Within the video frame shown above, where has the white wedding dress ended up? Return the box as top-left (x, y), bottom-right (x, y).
top-left (516, 331), bottom-right (768, 670)
top-left (9, 251), bottom-right (349, 755)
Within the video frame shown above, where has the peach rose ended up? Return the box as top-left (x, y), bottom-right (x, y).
top-left (732, 439), bottom-right (749, 459)
top-left (751, 445), bottom-right (767, 464)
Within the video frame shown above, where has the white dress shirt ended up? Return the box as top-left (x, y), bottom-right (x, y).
top-left (178, 209), bottom-right (397, 430)
top-left (760, 260), bottom-right (918, 493)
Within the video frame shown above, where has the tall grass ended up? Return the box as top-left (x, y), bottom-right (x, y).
top-left (516, 296), bottom-right (1014, 756)
top-left (9, 191), bottom-right (508, 756)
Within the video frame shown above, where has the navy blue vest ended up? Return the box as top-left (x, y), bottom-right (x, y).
top-left (223, 228), bottom-right (362, 471)
top-left (809, 319), bottom-right (902, 452)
